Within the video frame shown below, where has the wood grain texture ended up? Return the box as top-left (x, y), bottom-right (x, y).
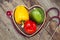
top-left (0, 0), bottom-right (60, 40)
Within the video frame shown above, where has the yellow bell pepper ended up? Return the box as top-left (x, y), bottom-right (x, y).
top-left (14, 5), bottom-right (29, 24)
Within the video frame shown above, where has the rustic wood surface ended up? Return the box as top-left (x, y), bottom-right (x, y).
top-left (0, 0), bottom-right (60, 40)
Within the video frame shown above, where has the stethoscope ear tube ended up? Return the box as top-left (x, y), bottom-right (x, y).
top-left (46, 7), bottom-right (60, 17)
top-left (46, 7), bottom-right (60, 26)
top-left (49, 16), bottom-right (60, 26)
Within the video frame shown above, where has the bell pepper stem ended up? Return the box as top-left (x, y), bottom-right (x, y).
top-left (21, 21), bottom-right (24, 28)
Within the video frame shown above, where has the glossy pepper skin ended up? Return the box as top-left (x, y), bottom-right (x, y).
top-left (30, 8), bottom-right (44, 24)
top-left (24, 20), bottom-right (37, 34)
top-left (14, 5), bottom-right (29, 24)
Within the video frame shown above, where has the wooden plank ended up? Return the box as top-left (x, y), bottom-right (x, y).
top-left (0, 0), bottom-right (60, 40)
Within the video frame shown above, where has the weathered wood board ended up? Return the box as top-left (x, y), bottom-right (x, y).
top-left (0, 0), bottom-right (60, 40)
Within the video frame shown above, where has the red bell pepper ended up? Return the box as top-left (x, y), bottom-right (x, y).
top-left (24, 20), bottom-right (37, 34)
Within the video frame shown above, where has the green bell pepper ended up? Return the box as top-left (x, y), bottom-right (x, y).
top-left (30, 7), bottom-right (45, 24)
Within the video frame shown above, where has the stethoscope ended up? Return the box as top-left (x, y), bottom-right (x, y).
top-left (6, 5), bottom-right (60, 37)
top-left (0, 2), bottom-right (60, 37)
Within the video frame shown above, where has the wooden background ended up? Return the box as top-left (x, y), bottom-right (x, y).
top-left (0, 0), bottom-right (60, 40)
